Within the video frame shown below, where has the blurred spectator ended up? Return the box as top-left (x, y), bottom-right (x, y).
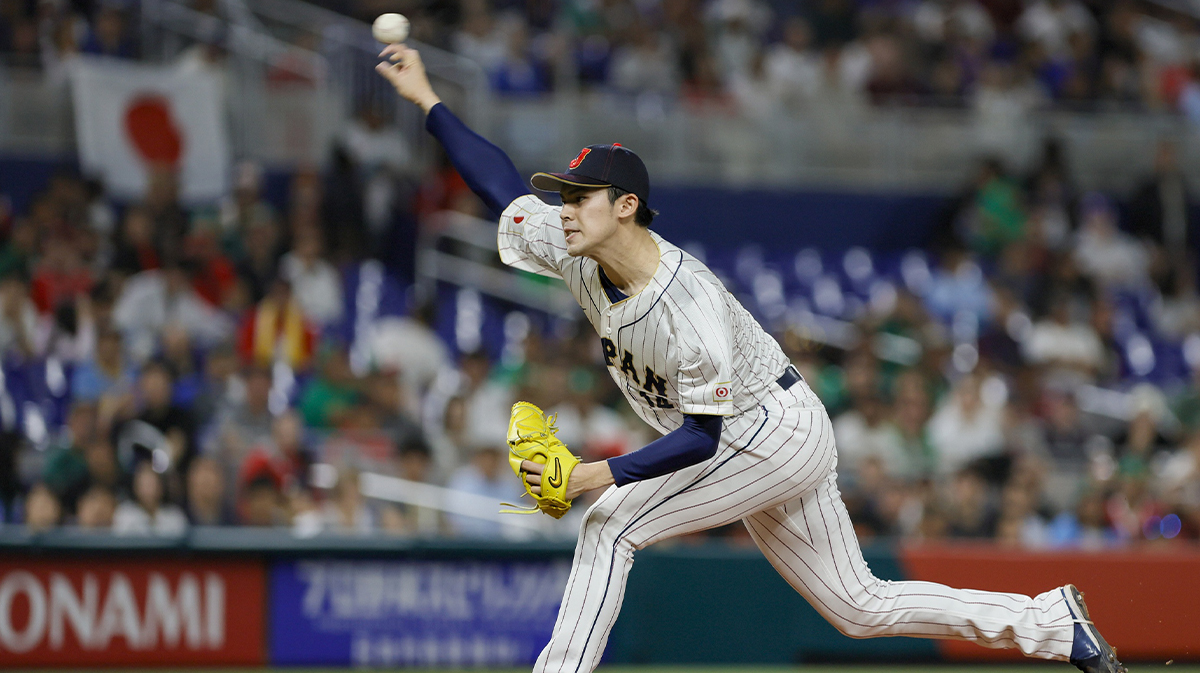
top-left (1039, 388), bottom-right (1093, 473)
top-left (279, 226), bottom-right (343, 326)
top-left (114, 263), bottom-right (234, 361)
top-left (219, 161), bottom-right (276, 248)
top-left (1128, 139), bottom-right (1195, 273)
top-left (1016, 0), bottom-right (1095, 58)
top-left (928, 373), bottom-right (1006, 475)
top-left (237, 452), bottom-right (286, 526)
top-left (995, 480), bottom-right (1049, 547)
top-left (891, 370), bottom-right (938, 477)
top-left (25, 483), bottom-right (62, 531)
top-left (924, 247), bottom-right (993, 325)
top-left (765, 16), bottom-right (821, 111)
top-left (547, 367), bottom-right (631, 461)
top-left (446, 444), bottom-right (521, 538)
top-left (807, 0), bottom-right (858, 48)
top-left (71, 328), bottom-right (135, 402)
top-left (428, 395), bottom-right (470, 481)
top-left (960, 159), bottom-right (1028, 259)
top-left (112, 359), bottom-right (197, 499)
top-left (489, 19), bottom-right (551, 95)
top-left (42, 402), bottom-right (96, 514)
top-left (730, 50), bottom-right (781, 120)
top-left (189, 342), bottom-right (238, 428)
top-left (379, 440), bottom-right (439, 535)
top-left (111, 206), bottom-right (161, 277)
top-left (31, 236), bottom-right (92, 315)
top-left (913, 0), bottom-right (994, 45)
top-left (1072, 192), bottom-right (1150, 291)
top-left (322, 467), bottom-right (374, 533)
top-left (237, 278), bottom-right (316, 370)
top-left (184, 214), bottom-right (238, 308)
top-left (1151, 265), bottom-right (1200, 340)
top-left (1115, 385), bottom-right (1174, 468)
top-left (299, 347), bottom-right (360, 428)
top-left (945, 466), bottom-right (998, 537)
top-left (710, 0), bottom-right (772, 78)
top-left (208, 365), bottom-right (276, 471)
top-left (0, 275), bottom-right (37, 357)
top-left (235, 216), bottom-right (282, 303)
top-left (83, 441), bottom-right (120, 493)
top-left (267, 411), bottom-right (313, 489)
top-left (185, 456), bottom-right (233, 525)
top-left (0, 221), bottom-right (37, 280)
top-left (367, 305), bottom-right (450, 416)
top-left (456, 349), bottom-right (515, 451)
top-left (362, 370), bottom-right (424, 450)
top-left (40, 293), bottom-right (96, 363)
top-left (160, 324), bottom-right (203, 406)
top-left (76, 485), bottom-right (117, 528)
top-left (341, 105), bottom-right (416, 219)
top-left (81, 5), bottom-right (137, 59)
top-left (610, 21), bottom-right (680, 96)
top-left (452, 0), bottom-right (507, 73)
top-left (1023, 291), bottom-right (1103, 383)
top-left (834, 393), bottom-right (909, 481)
top-left (113, 461), bottom-right (188, 535)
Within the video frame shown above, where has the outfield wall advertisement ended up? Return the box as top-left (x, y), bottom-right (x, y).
top-left (0, 558), bottom-right (265, 665)
top-left (0, 544), bottom-right (1195, 666)
top-left (268, 559), bottom-right (571, 667)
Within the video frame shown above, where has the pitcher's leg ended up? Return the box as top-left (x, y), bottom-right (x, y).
top-left (532, 458), bottom-right (722, 673)
top-left (743, 474), bottom-right (1074, 660)
top-left (535, 405), bottom-right (834, 673)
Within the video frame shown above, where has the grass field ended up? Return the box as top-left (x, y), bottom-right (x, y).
top-left (11, 666), bottom-right (1196, 673)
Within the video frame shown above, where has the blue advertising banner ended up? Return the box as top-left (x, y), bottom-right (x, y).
top-left (269, 559), bottom-right (571, 667)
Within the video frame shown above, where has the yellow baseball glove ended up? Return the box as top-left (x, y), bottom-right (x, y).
top-left (500, 401), bottom-right (581, 519)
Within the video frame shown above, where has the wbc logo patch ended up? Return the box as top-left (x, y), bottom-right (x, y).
top-left (713, 383), bottom-right (732, 402)
top-left (568, 147), bottom-right (591, 169)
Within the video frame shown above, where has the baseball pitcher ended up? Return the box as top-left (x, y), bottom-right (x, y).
top-left (376, 44), bottom-right (1124, 673)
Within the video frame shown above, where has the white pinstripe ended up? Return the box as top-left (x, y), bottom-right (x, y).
top-left (496, 196), bottom-right (1077, 673)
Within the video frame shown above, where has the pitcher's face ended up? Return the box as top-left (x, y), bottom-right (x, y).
top-left (559, 186), bottom-right (618, 257)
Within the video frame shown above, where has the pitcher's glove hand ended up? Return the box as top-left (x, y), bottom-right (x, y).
top-left (500, 401), bottom-right (581, 519)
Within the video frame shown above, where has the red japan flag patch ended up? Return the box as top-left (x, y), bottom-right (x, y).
top-left (713, 383), bottom-right (732, 402)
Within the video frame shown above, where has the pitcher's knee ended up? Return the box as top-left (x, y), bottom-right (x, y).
top-left (829, 618), bottom-right (881, 639)
top-left (825, 608), bottom-right (891, 639)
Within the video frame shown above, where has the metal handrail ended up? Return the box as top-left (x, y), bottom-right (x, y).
top-left (414, 210), bottom-right (579, 319)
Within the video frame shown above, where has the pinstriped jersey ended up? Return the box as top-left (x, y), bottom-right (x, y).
top-left (498, 194), bottom-right (794, 436)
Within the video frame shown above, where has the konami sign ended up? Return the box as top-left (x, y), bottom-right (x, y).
top-left (0, 558), bottom-right (264, 665)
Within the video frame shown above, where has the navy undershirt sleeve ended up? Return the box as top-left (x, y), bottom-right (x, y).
top-left (425, 103), bottom-right (530, 216)
top-left (607, 414), bottom-right (722, 487)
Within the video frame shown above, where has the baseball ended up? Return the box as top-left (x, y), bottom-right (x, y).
top-left (372, 13), bottom-right (409, 44)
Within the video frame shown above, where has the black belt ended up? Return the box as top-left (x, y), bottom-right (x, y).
top-left (776, 365), bottom-right (802, 391)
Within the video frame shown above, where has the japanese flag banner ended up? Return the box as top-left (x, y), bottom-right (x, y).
top-left (69, 57), bottom-right (230, 202)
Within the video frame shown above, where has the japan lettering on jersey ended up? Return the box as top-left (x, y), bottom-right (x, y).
top-left (499, 195), bottom-right (797, 435)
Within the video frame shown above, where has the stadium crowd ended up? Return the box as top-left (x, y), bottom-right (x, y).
top-left (7, 0), bottom-right (1200, 116)
top-left (0, 121), bottom-right (1197, 548)
top-left (1, 0), bottom-right (1200, 547)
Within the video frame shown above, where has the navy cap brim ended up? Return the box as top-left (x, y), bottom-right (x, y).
top-left (530, 172), bottom-right (611, 193)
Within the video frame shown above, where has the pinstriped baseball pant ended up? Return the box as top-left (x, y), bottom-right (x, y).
top-left (533, 386), bottom-right (1076, 673)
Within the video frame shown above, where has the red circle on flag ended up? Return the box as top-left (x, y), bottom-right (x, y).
top-left (124, 95), bottom-right (184, 166)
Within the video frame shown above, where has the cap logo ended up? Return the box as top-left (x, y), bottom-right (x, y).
top-left (568, 148), bottom-right (591, 170)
